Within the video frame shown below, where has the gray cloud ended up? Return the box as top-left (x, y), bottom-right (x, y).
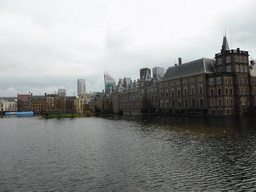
top-left (1, 0), bottom-right (256, 97)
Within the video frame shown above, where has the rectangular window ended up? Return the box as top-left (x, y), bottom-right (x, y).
top-left (226, 56), bottom-right (231, 63)
top-left (230, 99), bottom-right (233, 106)
top-left (171, 89), bottom-right (174, 96)
top-left (166, 100), bottom-right (169, 107)
top-left (211, 99), bottom-right (215, 107)
top-left (218, 99), bottom-right (222, 106)
top-left (226, 99), bottom-right (229, 106)
top-left (199, 85), bottom-right (203, 94)
top-left (226, 88), bottom-right (228, 95)
top-left (230, 89), bottom-right (233, 95)
top-left (160, 100), bottom-right (163, 107)
top-left (178, 99), bottom-right (181, 107)
top-left (200, 98), bottom-right (203, 107)
top-left (190, 78), bottom-right (194, 83)
top-left (172, 100), bottom-right (175, 107)
top-left (165, 89), bottom-right (169, 97)
top-left (177, 88), bottom-right (181, 96)
top-left (240, 65), bottom-right (244, 72)
top-left (184, 87), bottom-right (187, 95)
top-left (192, 98), bottom-right (196, 107)
top-left (210, 89), bottom-right (214, 96)
top-left (177, 81), bottom-right (180, 85)
top-left (210, 78), bottom-right (214, 86)
top-left (183, 80), bottom-right (187, 84)
top-left (198, 77), bottom-right (202, 82)
top-left (227, 65), bottom-right (231, 72)
top-left (217, 77), bottom-right (221, 85)
top-left (235, 55), bottom-right (238, 62)
top-left (184, 99), bottom-right (188, 107)
top-left (218, 89), bottom-right (221, 96)
top-left (191, 86), bottom-right (195, 95)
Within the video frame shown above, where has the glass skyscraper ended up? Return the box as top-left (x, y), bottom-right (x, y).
top-left (77, 79), bottom-right (86, 98)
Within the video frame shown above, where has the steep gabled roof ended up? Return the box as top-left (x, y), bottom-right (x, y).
top-left (160, 58), bottom-right (215, 81)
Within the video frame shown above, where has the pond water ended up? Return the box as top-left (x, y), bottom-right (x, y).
top-left (0, 116), bottom-right (256, 191)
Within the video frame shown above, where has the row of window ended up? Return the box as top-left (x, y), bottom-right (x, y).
top-left (211, 109), bottom-right (231, 114)
top-left (160, 98), bottom-right (204, 108)
top-left (160, 85), bottom-right (203, 97)
top-left (159, 77), bottom-right (203, 87)
top-left (218, 55), bottom-right (248, 65)
top-left (210, 98), bottom-right (233, 107)
top-left (210, 88), bottom-right (233, 96)
top-left (209, 77), bottom-right (231, 86)
top-left (120, 95), bottom-right (141, 102)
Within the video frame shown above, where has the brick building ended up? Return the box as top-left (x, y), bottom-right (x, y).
top-left (89, 36), bottom-right (256, 116)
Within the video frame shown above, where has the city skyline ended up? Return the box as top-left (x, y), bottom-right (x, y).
top-left (1, 0), bottom-right (256, 96)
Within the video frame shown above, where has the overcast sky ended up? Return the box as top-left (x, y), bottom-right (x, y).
top-left (1, 0), bottom-right (256, 97)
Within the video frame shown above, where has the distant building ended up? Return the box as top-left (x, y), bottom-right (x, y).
top-left (0, 97), bottom-right (17, 111)
top-left (104, 71), bottom-right (116, 93)
top-left (58, 89), bottom-right (66, 97)
top-left (17, 93), bottom-right (32, 111)
top-left (152, 67), bottom-right (165, 78)
top-left (140, 68), bottom-right (151, 80)
top-left (118, 77), bottom-right (132, 88)
top-left (31, 95), bottom-right (45, 112)
top-left (77, 79), bottom-right (86, 98)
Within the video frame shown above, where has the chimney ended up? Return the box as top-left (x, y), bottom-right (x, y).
top-left (237, 48), bottom-right (240, 53)
top-left (175, 64), bottom-right (177, 66)
top-left (178, 57), bottom-right (182, 65)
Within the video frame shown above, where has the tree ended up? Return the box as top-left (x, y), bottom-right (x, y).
top-left (141, 93), bottom-right (153, 114)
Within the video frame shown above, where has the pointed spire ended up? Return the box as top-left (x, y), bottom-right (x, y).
top-left (222, 35), bottom-right (230, 51)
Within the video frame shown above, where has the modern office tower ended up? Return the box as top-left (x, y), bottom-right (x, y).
top-left (152, 67), bottom-right (165, 78)
top-left (77, 79), bottom-right (86, 98)
top-left (104, 71), bottom-right (116, 93)
top-left (58, 89), bottom-right (66, 97)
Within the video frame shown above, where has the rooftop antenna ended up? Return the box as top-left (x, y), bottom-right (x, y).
top-left (243, 27), bottom-right (245, 50)
top-left (230, 27), bottom-right (233, 49)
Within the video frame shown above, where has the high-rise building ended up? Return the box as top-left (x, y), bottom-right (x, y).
top-left (152, 67), bottom-right (165, 78)
top-left (104, 71), bottom-right (116, 93)
top-left (77, 79), bottom-right (86, 98)
top-left (58, 89), bottom-right (66, 97)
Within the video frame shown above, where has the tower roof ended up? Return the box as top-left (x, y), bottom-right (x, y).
top-left (222, 36), bottom-right (230, 51)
